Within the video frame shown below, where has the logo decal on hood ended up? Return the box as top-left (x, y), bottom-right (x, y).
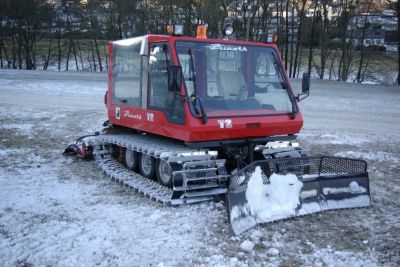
top-left (209, 44), bottom-right (248, 52)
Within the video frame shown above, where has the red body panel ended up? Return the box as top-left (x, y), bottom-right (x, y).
top-left (106, 35), bottom-right (303, 143)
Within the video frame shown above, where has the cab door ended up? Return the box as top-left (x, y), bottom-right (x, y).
top-left (147, 41), bottom-right (185, 125)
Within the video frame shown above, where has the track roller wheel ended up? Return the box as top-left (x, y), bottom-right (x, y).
top-left (109, 144), bottom-right (119, 158)
top-left (156, 159), bottom-right (172, 187)
top-left (124, 148), bottom-right (138, 171)
top-left (139, 153), bottom-right (156, 179)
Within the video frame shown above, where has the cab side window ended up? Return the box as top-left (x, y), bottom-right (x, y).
top-left (112, 42), bottom-right (142, 106)
top-left (149, 42), bottom-right (170, 108)
top-left (148, 42), bottom-right (184, 124)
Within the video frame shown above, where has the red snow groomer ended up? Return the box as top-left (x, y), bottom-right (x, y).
top-left (65, 25), bottom-right (371, 234)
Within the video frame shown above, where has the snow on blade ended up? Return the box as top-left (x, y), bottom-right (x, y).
top-left (246, 168), bottom-right (303, 219)
top-left (323, 181), bottom-right (367, 195)
top-left (300, 195), bottom-right (371, 213)
top-left (230, 167), bottom-right (303, 235)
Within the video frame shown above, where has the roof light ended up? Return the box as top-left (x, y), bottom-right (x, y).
top-left (167, 24), bottom-right (184, 36)
top-left (224, 24), bottom-right (234, 36)
top-left (196, 25), bottom-right (207, 39)
top-left (174, 25), bottom-right (184, 35)
top-left (167, 25), bottom-right (173, 34)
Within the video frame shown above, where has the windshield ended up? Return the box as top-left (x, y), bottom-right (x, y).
top-left (176, 41), bottom-right (295, 117)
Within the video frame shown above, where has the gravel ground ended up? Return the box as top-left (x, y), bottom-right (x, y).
top-left (0, 70), bottom-right (399, 266)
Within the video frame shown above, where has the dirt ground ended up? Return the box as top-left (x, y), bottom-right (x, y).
top-left (0, 70), bottom-right (399, 266)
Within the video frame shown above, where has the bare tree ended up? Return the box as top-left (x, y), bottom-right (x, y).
top-left (219, 0), bottom-right (230, 37)
top-left (0, 10), bottom-right (5, 68)
top-left (1, 0), bottom-right (396, 79)
top-left (289, 1), bottom-right (295, 77)
top-left (316, 0), bottom-right (331, 79)
top-left (293, 0), bottom-right (307, 78)
top-left (397, 0), bottom-right (400, 85)
top-left (42, 18), bottom-right (53, 70)
top-left (384, 0), bottom-right (400, 85)
top-left (337, 0), bottom-right (359, 81)
top-left (355, 0), bottom-right (373, 83)
top-left (86, 1), bottom-right (106, 71)
top-left (2, 0), bottom-right (52, 70)
top-left (0, 0), bottom-right (5, 69)
top-left (56, 17), bottom-right (62, 71)
top-left (284, 0), bottom-right (289, 69)
top-left (307, 0), bottom-right (319, 76)
top-left (380, 0), bottom-right (400, 84)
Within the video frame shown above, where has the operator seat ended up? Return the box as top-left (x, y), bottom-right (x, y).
top-left (217, 71), bottom-right (245, 99)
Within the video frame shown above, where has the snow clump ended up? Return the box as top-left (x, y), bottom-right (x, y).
top-left (230, 167), bottom-right (303, 234)
top-left (267, 247), bottom-right (280, 256)
top-left (240, 240), bottom-right (255, 252)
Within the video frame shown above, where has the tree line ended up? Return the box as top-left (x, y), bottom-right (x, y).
top-left (0, 0), bottom-right (398, 84)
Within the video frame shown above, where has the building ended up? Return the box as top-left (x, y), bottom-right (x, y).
top-left (347, 11), bottom-right (398, 51)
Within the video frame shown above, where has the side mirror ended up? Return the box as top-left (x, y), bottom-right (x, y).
top-left (302, 72), bottom-right (310, 93)
top-left (168, 66), bottom-right (183, 92)
top-left (296, 72), bottom-right (310, 101)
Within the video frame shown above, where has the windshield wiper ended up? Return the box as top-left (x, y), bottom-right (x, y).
top-left (188, 48), bottom-right (207, 124)
top-left (291, 98), bottom-right (298, 119)
top-left (188, 48), bottom-right (196, 84)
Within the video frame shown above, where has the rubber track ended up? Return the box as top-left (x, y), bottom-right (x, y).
top-left (91, 134), bottom-right (223, 205)
top-left (94, 151), bottom-right (175, 204)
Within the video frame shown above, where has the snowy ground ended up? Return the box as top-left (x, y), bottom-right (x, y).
top-left (0, 69), bottom-right (399, 266)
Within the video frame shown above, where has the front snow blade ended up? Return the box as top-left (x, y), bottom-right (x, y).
top-left (227, 156), bottom-right (371, 235)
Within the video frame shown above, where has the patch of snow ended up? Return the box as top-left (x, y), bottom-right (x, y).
top-left (300, 132), bottom-right (375, 146)
top-left (1, 124), bottom-right (33, 135)
top-left (335, 151), bottom-right (399, 163)
top-left (0, 155), bottom-right (229, 266)
top-left (0, 148), bottom-right (32, 157)
top-left (229, 257), bottom-right (239, 265)
top-left (0, 107), bottom-right (54, 120)
top-left (0, 74), bottom-right (105, 96)
top-left (148, 211), bottom-right (163, 222)
top-left (306, 248), bottom-right (379, 267)
top-left (322, 182), bottom-right (367, 195)
top-left (361, 80), bottom-right (380, 85)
